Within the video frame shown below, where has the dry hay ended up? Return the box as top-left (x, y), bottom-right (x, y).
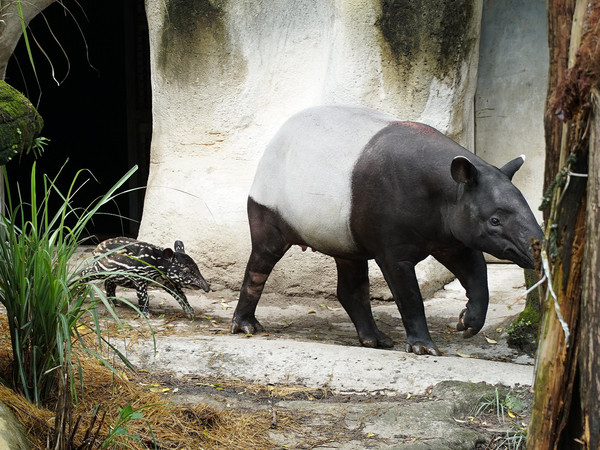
top-left (0, 314), bottom-right (284, 449)
top-left (549, 3), bottom-right (600, 121)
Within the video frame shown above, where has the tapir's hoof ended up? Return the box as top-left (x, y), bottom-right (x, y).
top-left (457, 308), bottom-right (481, 338)
top-left (405, 341), bottom-right (442, 356)
top-left (359, 332), bottom-right (394, 349)
top-left (231, 317), bottom-right (265, 335)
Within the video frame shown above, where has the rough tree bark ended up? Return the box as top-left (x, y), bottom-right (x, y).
top-left (0, 0), bottom-right (55, 79)
top-left (580, 91), bottom-right (600, 449)
top-left (528, 1), bottom-right (600, 448)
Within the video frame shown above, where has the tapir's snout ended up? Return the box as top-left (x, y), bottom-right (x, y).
top-left (516, 224), bottom-right (543, 270)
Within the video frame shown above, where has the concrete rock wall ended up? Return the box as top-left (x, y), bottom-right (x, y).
top-left (475, 0), bottom-right (548, 222)
top-left (139, 0), bottom-right (483, 298)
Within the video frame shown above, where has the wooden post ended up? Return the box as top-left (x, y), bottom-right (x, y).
top-left (580, 91), bottom-right (600, 449)
top-left (528, 1), bottom-right (600, 448)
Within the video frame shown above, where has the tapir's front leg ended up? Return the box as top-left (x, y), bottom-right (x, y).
top-left (432, 247), bottom-right (489, 337)
top-left (376, 251), bottom-right (441, 356)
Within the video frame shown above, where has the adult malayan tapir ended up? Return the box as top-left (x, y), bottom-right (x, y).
top-left (231, 105), bottom-right (543, 356)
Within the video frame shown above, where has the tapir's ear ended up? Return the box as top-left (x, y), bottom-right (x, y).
top-left (162, 248), bottom-right (174, 259)
top-left (451, 156), bottom-right (478, 186)
top-left (174, 240), bottom-right (185, 253)
top-left (500, 155), bottom-right (525, 180)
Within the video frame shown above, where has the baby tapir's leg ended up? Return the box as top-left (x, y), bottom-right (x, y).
top-left (134, 281), bottom-right (151, 317)
top-left (161, 284), bottom-right (195, 318)
top-left (104, 279), bottom-right (117, 307)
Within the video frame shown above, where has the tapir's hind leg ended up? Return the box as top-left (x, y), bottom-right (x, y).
top-left (376, 253), bottom-right (442, 356)
top-left (232, 199), bottom-right (292, 335)
top-left (335, 258), bottom-right (393, 348)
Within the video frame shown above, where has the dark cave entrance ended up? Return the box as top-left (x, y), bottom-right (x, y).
top-left (5, 0), bottom-right (151, 241)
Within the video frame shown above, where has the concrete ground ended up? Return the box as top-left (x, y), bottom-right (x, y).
top-left (106, 263), bottom-right (534, 448)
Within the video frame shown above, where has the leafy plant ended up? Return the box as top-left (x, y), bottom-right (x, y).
top-left (0, 161), bottom-right (137, 407)
top-left (471, 387), bottom-right (529, 449)
top-left (101, 402), bottom-right (158, 449)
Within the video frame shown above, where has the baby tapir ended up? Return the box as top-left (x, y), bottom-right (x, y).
top-left (82, 237), bottom-right (210, 317)
top-left (232, 105), bottom-right (543, 355)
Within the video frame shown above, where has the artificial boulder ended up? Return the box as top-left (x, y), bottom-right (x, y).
top-left (139, 0), bottom-right (482, 297)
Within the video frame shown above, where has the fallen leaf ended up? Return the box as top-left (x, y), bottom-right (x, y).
top-left (456, 352), bottom-right (472, 358)
top-left (221, 300), bottom-right (232, 310)
top-left (326, 305), bottom-right (341, 311)
top-left (485, 336), bottom-right (498, 344)
top-left (307, 310), bottom-right (316, 314)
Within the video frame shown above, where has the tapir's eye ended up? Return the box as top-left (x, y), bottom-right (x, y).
top-left (490, 217), bottom-right (501, 226)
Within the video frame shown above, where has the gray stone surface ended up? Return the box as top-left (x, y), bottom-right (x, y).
top-left (0, 403), bottom-right (29, 450)
top-left (107, 263), bottom-right (534, 447)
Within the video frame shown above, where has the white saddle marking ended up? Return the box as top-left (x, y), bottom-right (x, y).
top-left (250, 105), bottom-right (396, 254)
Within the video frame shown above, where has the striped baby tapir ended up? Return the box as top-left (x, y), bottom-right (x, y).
top-left (232, 105), bottom-right (543, 356)
top-left (82, 237), bottom-right (210, 317)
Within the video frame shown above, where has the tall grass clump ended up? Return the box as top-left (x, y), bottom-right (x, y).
top-left (0, 161), bottom-right (137, 410)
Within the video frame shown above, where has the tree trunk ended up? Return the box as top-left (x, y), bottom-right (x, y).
top-left (0, 0), bottom-right (55, 79)
top-left (528, 1), bottom-right (600, 448)
top-left (580, 90), bottom-right (600, 449)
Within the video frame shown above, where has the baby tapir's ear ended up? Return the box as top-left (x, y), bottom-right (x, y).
top-left (451, 156), bottom-right (478, 186)
top-left (162, 248), bottom-right (174, 259)
top-left (174, 240), bottom-right (185, 253)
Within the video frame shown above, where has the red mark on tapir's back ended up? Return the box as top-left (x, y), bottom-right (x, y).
top-left (390, 121), bottom-right (437, 135)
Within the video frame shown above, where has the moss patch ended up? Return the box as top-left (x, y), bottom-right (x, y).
top-left (377, 0), bottom-right (477, 78)
top-left (506, 301), bottom-right (540, 356)
top-left (506, 269), bottom-right (541, 356)
top-left (157, 0), bottom-right (229, 84)
top-left (0, 81), bottom-right (44, 165)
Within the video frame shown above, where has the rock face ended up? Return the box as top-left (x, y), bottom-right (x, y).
top-left (139, 0), bottom-right (483, 297)
top-left (0, 403), bottom-right (29, 450)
